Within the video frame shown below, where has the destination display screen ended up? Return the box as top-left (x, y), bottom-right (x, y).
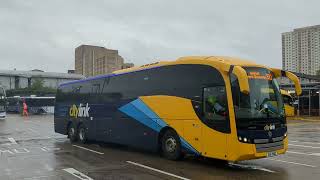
top-left (247, 71), bottom-right (273, 80)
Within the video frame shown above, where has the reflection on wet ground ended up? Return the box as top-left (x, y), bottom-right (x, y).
top-left (0, 114), bottom-right (320, 179)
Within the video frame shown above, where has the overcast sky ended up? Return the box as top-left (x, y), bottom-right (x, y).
top-left (0, 0), bottom-right (319, 73)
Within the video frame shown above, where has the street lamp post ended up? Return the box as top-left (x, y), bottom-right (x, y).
top-left (309, 90), bottom-right (311, 116)
top-left (318, 90), bottom-right (320, 117)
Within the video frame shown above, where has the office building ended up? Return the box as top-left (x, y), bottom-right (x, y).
top-left (75, 45), bottom-right (133, 77)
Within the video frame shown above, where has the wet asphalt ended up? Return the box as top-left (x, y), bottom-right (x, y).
top-left (0, 114), bottom-right (320, 180)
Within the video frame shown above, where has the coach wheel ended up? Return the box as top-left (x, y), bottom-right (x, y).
top-left (68, 124), bottom-right (77, 143)
top-left (78, 124), bottom-right (88, 144)
top-left (161, 129), bottom-right (183, 160)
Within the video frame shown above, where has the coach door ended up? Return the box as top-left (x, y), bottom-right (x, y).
top-left (201, 85), bottom-right (229, 159)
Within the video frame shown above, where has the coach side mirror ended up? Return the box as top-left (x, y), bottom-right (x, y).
top-left (284, 71), bottom-right (302, 96)
top-left (270, 68), bottom-right (302, 96)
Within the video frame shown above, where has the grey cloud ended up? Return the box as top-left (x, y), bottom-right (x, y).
top-left (1, 0), bottom-right (320, 72)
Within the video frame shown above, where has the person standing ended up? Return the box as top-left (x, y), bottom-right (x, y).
top-left (22, 99), bottom-right (28, 117)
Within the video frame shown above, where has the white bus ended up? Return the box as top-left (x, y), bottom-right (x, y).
top-left (20, 96), bottom-right (55, 114)
top-left (0, 87), bottom-right (6, 119)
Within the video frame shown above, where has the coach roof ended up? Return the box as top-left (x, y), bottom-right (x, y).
top-left (59, 56), bottom-right (264, 87)
top-left (113, 56), bottom-right (263, 74)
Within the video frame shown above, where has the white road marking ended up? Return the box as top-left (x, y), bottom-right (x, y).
top-left (228, 163), bottom-right (275, 173)
top-left (42, 146), bottom-right (61, 151)
top-left (8, 137), bottom-right (17, 145)
top-left (287, 151), bottom-right (320, 157)
top-left (42, 147), bottom-right (49, 151)
top-left (289, 144), bottom-right (320, 149)
top-left (267, 158), bottom-right (316, 168)
top-left (63, 168), bottom-right (93, 180)
top-left (72, 145), bottom-right (104, 155)
top-left (290, 140), bottom-right (320, 145)
top-left (0, 149), bottom-right (14, 154)
top-left (127, 161), bottom-right (191, 180)
top-left (13, 148), bottom-right (30, 154)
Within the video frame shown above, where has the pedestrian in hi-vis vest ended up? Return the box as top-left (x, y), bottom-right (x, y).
top-left (22, 99), bottom-right (28, 117)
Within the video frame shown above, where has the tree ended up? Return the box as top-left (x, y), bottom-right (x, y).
top-left (31, 78), bottom-right (44, 90)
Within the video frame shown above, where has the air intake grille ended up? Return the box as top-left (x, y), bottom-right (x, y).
top-left (255, 141), bottom-right (284, 153)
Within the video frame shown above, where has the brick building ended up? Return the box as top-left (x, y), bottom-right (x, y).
top-left (75, 45), bottom-right (133, 77)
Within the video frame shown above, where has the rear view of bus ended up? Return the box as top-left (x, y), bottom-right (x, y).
top-left (0, 86), bottom-right (7, 119)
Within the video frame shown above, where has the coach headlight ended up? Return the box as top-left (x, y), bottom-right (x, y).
top-left (238, 136), bottom-right (250, 143)
top-left (284, 132), bottom-right (287, 137)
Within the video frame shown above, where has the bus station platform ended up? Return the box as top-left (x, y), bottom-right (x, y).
top-left (287, 116), bottom-right (320, 122)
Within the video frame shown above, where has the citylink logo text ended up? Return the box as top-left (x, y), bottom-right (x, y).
top-left (69, 103), bottom-right (90, 118)
top-left (264, 124), bottom-right (275, 131)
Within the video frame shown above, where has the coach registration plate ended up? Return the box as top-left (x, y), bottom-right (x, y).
top-left (267, 151), bottom-right (277, 157)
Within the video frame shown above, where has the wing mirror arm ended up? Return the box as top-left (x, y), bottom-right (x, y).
top-left (229, 65), bottom-right (250, 94)
top-left (270, 68), bottom-right (302, 96)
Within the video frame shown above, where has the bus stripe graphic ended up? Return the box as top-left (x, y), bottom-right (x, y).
top-left (119, 98), bottom-right (199, 155)
top-left (180, 137), bottom-right (199, 155)
top-left (131, 99), bottom-right (161, 120)
top-left (119, 101), bottom-right (162, 132)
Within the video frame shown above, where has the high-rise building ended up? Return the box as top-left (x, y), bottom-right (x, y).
top-left (282, 25), bottom-right (320, 75)
top-left (75, 45), bottom-right (133, 77)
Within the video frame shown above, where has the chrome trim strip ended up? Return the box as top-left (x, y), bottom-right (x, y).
top-left (256, 145), bottom-right (284, 153)
top-left (272, 136), bottom-right (284, 142)
top-left (255, 141), bottom-right (284, 153)
top-left (254, 136), bottom-right (284, 144)
top-left (254, 139), bottom-right (269, 144)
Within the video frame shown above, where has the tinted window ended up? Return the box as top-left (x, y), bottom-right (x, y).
top-left (204, 86), bottom-right (228, 120)
top-left (56, 85), bottom-right (73, 102)
top-left (203, 86), bottom-right (230, 133)
top-left (102, 64), bottom-right (224, 100)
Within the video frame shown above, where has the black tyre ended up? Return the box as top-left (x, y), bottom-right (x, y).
top-left (78, 124), bottom-right (88, 144)
top-left (161, 129), bottom-right (183, 160)
top-left (68, 123), bottom-right (77, 143)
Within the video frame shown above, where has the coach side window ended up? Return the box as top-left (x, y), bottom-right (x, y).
top-left (204, 86), bottom-right (227, 120)
top-left (91, 80), bottom-right (103, 94)
top-left (203, 86), bottom-right (230, 133)
top-left (72, 86), bottom-right (81, 93)
top-left (102, 77), bottom-right (124, 102)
